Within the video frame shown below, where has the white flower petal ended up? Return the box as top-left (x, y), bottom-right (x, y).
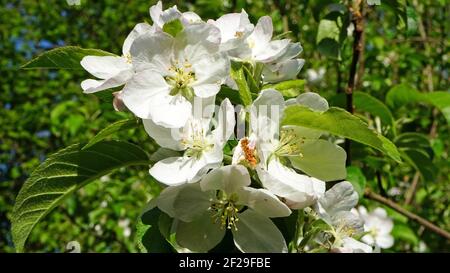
top-left (361, 234), bottom-right (376, 246)
top-left (130, 31), bottom-right (173, 72)
top-left (251, 16), bottom-right (273, 45)
top-left (238, 187), bottom-right (291, 218)
top-left (156, 185), bottom-right (182, 218)
top-left (338, 237), bottom-right (373, 253)
top-left (149, 147), bottom-right (182, 163)
top-left (250, 89), bottom-right (285, 143)
top-left (254, 39), bottom-right (290, 63)
top-left (159, 6), bottom-right (182, 26)
top-left (80, 56), bottom-right (132, 93)
top-left (378, 218), bottom-right (394, 234)
top-left (273, 42), bottom-right (303, 64)
top-left (319, 181), bottom-right (359, 215)
top-left (192, 143), bottom-right (224, 182)
top-left (332, 211), bottom-right (364, 234)
top-left (122, 69), bottom-right (193, 128)
top-left (200, 165), bottom-right (250, 194)
top-left (176, 213), bottom-right (226, 252)
top-left (252, 89), bottom-right (285, 121)
top-left (372, 207), bottom-right (388, 218)
top-left (212, 98), bottom-right (236, 146)
top-left (296, 92), bottom-right (329, 112)
top-left (191, 52), bottom-right (230, 97)
top-left (149, 1), bottom-right (164, 27)
top-left (357, 206), bottom-right (369, 218)
top-left (175, 23), bottom-right (221, 53)
top-left (81, 56), bottom-right (131, 79)
top-left (257, 159), bottom-right (325, 209)
top-left (122, 23), bottom-right (154, 55)
top-left (263, 59), bottom-right (305, 83)
top-left (181, 11), bottom-right (203, 25)
top-left (150, 155), bottom-right (214, 186)
top-left (143, 119), bottom-right (185, 151)
top-left (192, 84), bottom-right (220, 98)
top-left (289, 139), bottom-right (347, 181)
top-left (376, 234), bottom-right (394, 249)
top-left (225, 76), bottom-right (238, 90)
top-left (151, 94), bottom-right (192, 128)
top-left (208, 10), bottom-right (254, 51)
top-left (149, 1), bottom-right (182, 28)
top-left (172, 183), bottom-right (213, 222)
top-left (81, 73), bottom-right (131, 94)
top-left (232, 209), bottom-right (288, 253)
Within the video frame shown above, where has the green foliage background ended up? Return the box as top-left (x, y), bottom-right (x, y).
top-left (0, 0), bottom-right (448, 252)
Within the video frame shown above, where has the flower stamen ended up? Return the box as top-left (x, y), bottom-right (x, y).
top-left (209, 192), bottom-right (240, 231)
top-left (240, 138), bottom-right (258, 168)
top-left (165, 60), bottom-right (196, 100)
top-left (274, 129), bottom-right (304, 157)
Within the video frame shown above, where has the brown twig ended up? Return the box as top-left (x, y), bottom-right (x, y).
top-left (404, 172), bottom-right (420, 205)
top-left (344, 1), bottom-right (364, 165)
top-left (364, 188), bottom-right (450, 241)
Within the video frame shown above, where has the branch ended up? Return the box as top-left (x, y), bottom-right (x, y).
top-left (404, 172), bottom-right (420, 205)
top-left (345, 1), bottom-right (364, 165)
top-left (364, 188), bottom-right (450, 241)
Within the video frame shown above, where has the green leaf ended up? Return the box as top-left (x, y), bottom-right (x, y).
top-left (406, 6), bottom-right (418, 36)
top-left (136, 203), bottom-right (174, 253)
top-left (217, 86), bottom-right (243, 105)
top-left (381, 0), bottom-right (407, 30)
top-left (316, 10), bottom-right (349, 60)
top-left (386, 84), bottom-right (450, 124)
top-left (11, 140), bottom-right (150, 252)
top-left (331, 92), bottom-right (396, 135)
top-left (263, 79), bottom-right (305, 99)
top-left (163, 19), bottom-right (184, 37)
top-left (84, 118), bottom-right (139, 149)
top-left (311, 0), bottom-right (344, 22)
top-left (395, 133), bottom-right (437, 182)
top-left (230, 62), bottom-right (253, 106)
top-left (243, 65), bottom-right (260, 94)
top-left (282, 106), bottom-right (402, 162)
top-left (345, 166), bottom-right (367, 198)
top-left (354, 92), bottom-right (395, 132)
top-left (290, 139), bottom-right (347, 181)
top-left (425, 92), bottom-right (450, 124)
top-left (21, 46), bottom-right (115, 70)
top-left (392, 223), bottom-right (419, 245)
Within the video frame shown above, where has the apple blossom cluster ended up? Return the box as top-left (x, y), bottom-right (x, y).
top-left (79, 2), bottom-right (393, 253)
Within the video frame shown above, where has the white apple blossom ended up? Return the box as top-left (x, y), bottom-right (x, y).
top-left (314, 181), bottom-right (373, 253)
top-left (332, 237), bottom-right (374, 253)
top-left (230, 89), bottom-right (329, 209)
top-left (229, 16), bottom-right (290, 63)
top-left (262, 43), bottom-right (305, 83)
top-left (232, 90), bottom-right (346, 209)
top-left (211, 14), bottom-right (304, 83)
top-left (150, 1), bottom-right (202, 29)
top-left (156, 165), bottom-right (291, 252)
top-left (353, 206), bottom-right (394, 249)
top-left (80, 22), bottom-right (153, 93)
top-left (146, 99), bottom-right (235, 186)
top-left (207, 10), bottom-right (254, 52)
top-left (121, 23), bottom-right (229, 128)
top-left (306, 67), bottom-right (326, 85)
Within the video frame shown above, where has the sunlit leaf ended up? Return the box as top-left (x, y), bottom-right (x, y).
top-left (21, 46), bottom-right (115, 70)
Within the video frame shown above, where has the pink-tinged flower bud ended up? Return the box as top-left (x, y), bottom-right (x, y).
top-left (113, 91), bottom-right (127, 112)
